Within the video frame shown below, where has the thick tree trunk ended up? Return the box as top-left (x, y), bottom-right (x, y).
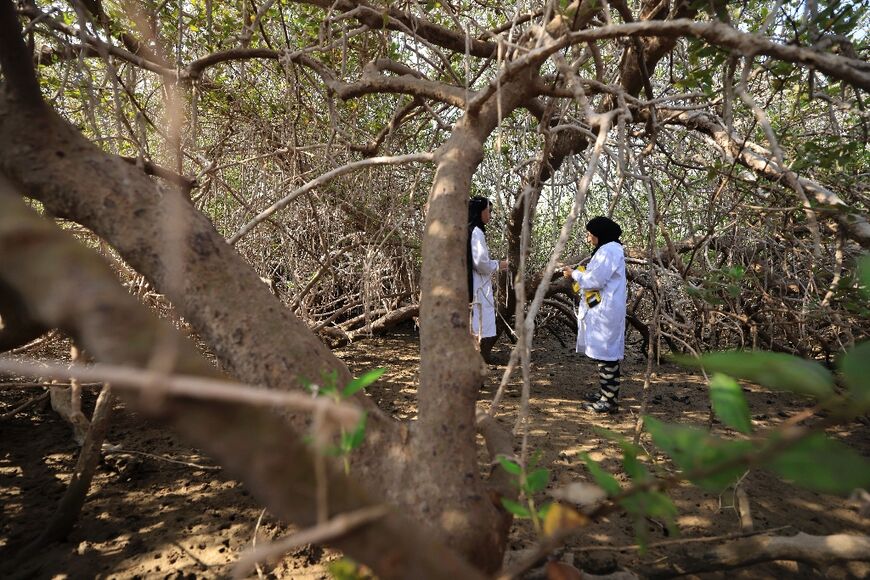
top-left (0, 277), bottom-right (47, 351)
top-left (0, 87), bottom-right (406, 480)
top-left (414, 122), bottom-right (507, 570)
top-left (412, 74), bottom-right (539, 570)
top-left (0, 175), bottom-right (486, 580)
top-left (0, 12), bottom-right (528, 569)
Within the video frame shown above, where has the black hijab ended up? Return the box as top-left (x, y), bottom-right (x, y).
top-left (586, 216), bottom-right (622, 256)
top-left (467, 196), bottom-right (491, 301)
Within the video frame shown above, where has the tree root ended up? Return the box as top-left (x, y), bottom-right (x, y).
top-left (635, 532), bottom-right (870, 579)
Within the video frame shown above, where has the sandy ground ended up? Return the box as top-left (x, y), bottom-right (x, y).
top-left (1, 324), bottom-right (868, 579)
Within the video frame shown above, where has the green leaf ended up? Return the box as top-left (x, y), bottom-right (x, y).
top-left (676, 351), bottom-right (834, 399)
top-left (858, 255), bottom-right (870, 298)
top-left (343, 367), bottom-right (386, 397)
top-left (593, 427), bottom-right (642, 456)
top-left (767, 433), bottom-right (870, 495)
top-left (645, 416), bottom-right (752, 491)
top-left (498, 456), bottom-right (522, 476)
top-left (619, 490), bottom-right (676, 525)
top-left (345, 412), bottom-right (367, 451)
top-left (525, 468), bottom-right (550, 494)
top-left (840, 341), bottom-right (870, 406)
top-left (645, 491), bottom-right (678, 523)
top-left (709, 373), bottom-right (753, 434)
top-left (537, 502), bottom-right (552, 520)
top-left (501, 498), bottom-right (531, 518)
top-left (328, 557), bottom-right (363, 580)
top-left (622, 447), bottom-right (651, 484)
top-left (580, 453), bottom-right (621, 496)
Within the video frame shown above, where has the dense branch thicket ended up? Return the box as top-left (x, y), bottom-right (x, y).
top-left (12, 0), bottom-right (868, 353)
top-left (1, 0), bottom-right (869, 577)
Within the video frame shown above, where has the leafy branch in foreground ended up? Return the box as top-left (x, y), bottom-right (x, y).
top-left (631, 344), bottom-right (869, 502)
top-left (304, 367), bottom-right (386, 474)
top-left (498, 452), bottom-right (552, 535)
top-left (504, 344), bottom-right (870, 578)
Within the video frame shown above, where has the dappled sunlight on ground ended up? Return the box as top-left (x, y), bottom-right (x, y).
top-left (342, 324), bottom-right (869, 577)
top-left (2, 323), bottom-right (867, 577)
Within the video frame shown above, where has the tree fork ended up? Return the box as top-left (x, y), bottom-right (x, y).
top-left (0, 176), bottom-right (485, 580)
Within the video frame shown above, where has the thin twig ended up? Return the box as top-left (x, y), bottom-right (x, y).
top-left (0, 357), bottom-right (361, 429)
top-left (228, 153), bottom-right (434, 244)
top-left (232, 505), bottom-right (389, 579)
top-left (0, 390), bottom-right (49, 420)
top-left (101, 444), bottom-right (222, 471)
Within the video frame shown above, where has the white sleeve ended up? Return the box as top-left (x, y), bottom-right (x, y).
top-left (471, 228), bottom-right (499, 276)
top-left (575, 247), bottom-right (617, 290)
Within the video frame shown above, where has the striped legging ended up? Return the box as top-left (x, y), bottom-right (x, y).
top-left (597, 360), bottom-right (621, 402)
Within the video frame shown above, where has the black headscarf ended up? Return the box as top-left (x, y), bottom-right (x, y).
top-left (586, 216), bottom-right (622, 256)
top-left (468, 196), bottom-right (491, 302)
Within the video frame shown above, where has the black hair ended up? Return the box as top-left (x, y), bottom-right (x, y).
top-left (468, 196), bottom-right (491, 301)
top-left (586, 216), bottom-right (622, 255)
top-left (468, 196), bottom-right (490, 232)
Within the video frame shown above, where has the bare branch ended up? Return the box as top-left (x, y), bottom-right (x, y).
top-left (229, 152), bottom-right (434, 244)
top-left (0, 356), bottom-right (362, 429)
top-left (663, 109), bottom-right (870, 247)
top-left (291, 0), bottom-right (497, 58)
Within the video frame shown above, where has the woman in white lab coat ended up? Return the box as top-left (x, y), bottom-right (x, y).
top-left (562, 216), bottom-right (626, 413)
top-left (467, 196), bottom-right (508, 363)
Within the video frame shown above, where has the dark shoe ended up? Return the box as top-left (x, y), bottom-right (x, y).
top-left (485, 355), bottom-right (508, 366)
top-left (582, 398), bottom-right (619, 414)
top-left (583, 390), bottom-right (602, 403)
top-left (479, 336), bottom-right (501, 365)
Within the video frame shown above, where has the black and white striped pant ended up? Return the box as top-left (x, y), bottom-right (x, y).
top-left (596, 360), bottom-right (621, 402)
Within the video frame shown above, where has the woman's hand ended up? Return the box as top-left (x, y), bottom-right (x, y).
top-left (562, 266), bottom-right (573, 278)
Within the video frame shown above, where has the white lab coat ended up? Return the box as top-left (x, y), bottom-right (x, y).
top-left (470, 226), bottom-right (499, 338)
top-left (571, 241), bottom-right (626, 361)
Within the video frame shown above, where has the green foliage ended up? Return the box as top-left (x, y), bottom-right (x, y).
top-left (859, 255), bottom-right (870, 298)
top-left (767, 433), bottom-right (870, 495)
top-left (579, 453), bottom-right (621, 496)
top-left (581, 338), bottom-right (870, 552)
top-left (344, 368), bottom-right (387, 398)
top-left (497, 456), bottom-right (522, 475)
top-left (645, 416), bottom-right (753, 491)
top-left (685, 266), bottom-right (745, 306)
top-left (644, 412), bottom-right (870, 497)
top-left (582, 441), bottom-right (677, 549)
top-left (676, 351), bottom-right (834, 399)
top-left (620, 489), bottom-right (678, 548)
top-left (619, 440), bottom-right (676, 547)
top-left (791, 136), bottom-right (869, 173)
top-left (709, 373), bottom-right (753, 434)
top-left (303, 368), bottom-right (386, 474)
top-left (500, 498), bottom-right (531, 518)
top-left (498, 452), bottom-right (551, 533)
top-left (621, 443), bottom-right (651, 484)
top-left (304, 368), bottom-right (385, 402)
top-left (329, 557), bottom-right (372, 580)
top-left (327, 412), bottom-right (368, 457)
top-left (808, 1), bottom-right (869, 39)
top-left (526, 468), bottom-right (550, 493)
top-left (840, 341), bottom-right (870, 407)
top-left (665, 344), bottom-right (870, 496)
top-left (500, 497), bottom-right (551, 521)
top-left (675, 39), bottom-right (728, 97)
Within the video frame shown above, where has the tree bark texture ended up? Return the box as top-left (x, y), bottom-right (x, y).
top-left (0, 174), bottom-right (486, 580)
